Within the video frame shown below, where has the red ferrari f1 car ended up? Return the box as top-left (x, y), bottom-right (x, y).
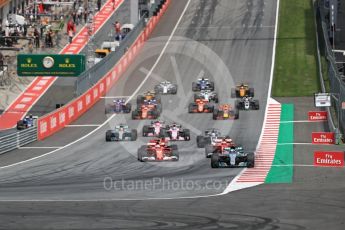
top-left (137, 139), bottom-right (179, 161)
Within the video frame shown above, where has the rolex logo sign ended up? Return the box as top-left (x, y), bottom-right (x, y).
top-left (20, 57), bottom-right (37, 68)
top-left (59, 58), bottom-right (76, 68)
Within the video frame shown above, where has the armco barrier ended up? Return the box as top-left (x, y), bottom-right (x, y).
top-left (0, 127), bottom-right (37, 155)
top-left (37, 0), bottom-right (171, 140)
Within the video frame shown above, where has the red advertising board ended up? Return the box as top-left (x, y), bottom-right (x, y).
top-left (312, 132), bottom-right (335, 144)
top-left (37, 0), bottom-right (171, 140)
top-left (314, 151), bottom-right (344, 167)
top-left (308, 111), bottom-right (327, 121)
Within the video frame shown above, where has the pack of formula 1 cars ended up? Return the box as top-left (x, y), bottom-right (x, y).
top-left (102, 78), bottom-right (258, 168)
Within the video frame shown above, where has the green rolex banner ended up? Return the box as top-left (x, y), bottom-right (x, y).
top-left (17, 54), bottom-right (86, 77)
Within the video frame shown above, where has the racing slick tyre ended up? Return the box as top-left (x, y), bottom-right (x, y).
top-left (105, 131), bottom-right (112, 142)
top-left (154, 85), bottom-right (162, 94)
top-left (214, 96), bottom-right (219, 103)
top-left (234, 109), bottom-right (239, 119)
top-left (253, 100), bottom-right (259, 110)
top-left (183, 129), bottom-right (190, 141)
top-left (205, 144), bottom-right (214, 158)
top-left (209, 82), bottom-right (215, 91)
top-left (136, 95), bottom-right (144, 105)
top-left (212, 109), bottom-right (219, 120)
top-left (124, 103), bottom-right (132, 113)
top-left (192, 82), bottom-right (199, 91)
top-left (249, 88), bottom-right (254, 97)
top-left (137, 147), bottom-right (145, 162)
top-left (231, 88), bottom-right (236, 98)
top-left (150, 110), bottom-right (160, 119)
top-left (196, 136), bottom-right (205, 148)
top-left (171, 85), bottom-right (178, 94)
top-left (132, 110), bottom-right (139, 120)
top-left (247, 152), bottom-right (255, 168)
top-left (16, 120), bottom-right (26, 130)
top-left (131, 129), bottom-right (138, 141)
top-left (105, 106), bottom-right (113, 114)
top-left (142, 125), bottom-right (150, 136)
top-left (211, 153), bottom-right (220, 168)
top-left (172, 149), bottom-right (179, 161)
top-left (159, 129), bottom-right (169, 138)
top-left (188, 103), bottom-right (195, 113)
top-left (207, 105), bottom-right (214, 112)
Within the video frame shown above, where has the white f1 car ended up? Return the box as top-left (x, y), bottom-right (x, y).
top-left (196, 128), bottom-right (222, 148)
top-left (194, 90), bottom-right (219, 103)
top-left (106, 124), bottom-right (137, 141)
top-left (236, 96), bottom-right (259, 110)
top-left (154, 81), bottom-right (178, 94)
top-left (160, 123), bottom-right (191, 141)
top-left (142, 120), bottom-right (166, 137)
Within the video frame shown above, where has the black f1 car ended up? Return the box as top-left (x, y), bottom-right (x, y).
top-left (236, 96), bottom-right (259, 110)
top-left (105, 124), bottom-right (137, 141)
top-left (211, 146), bottom-right (255, 168)
top-left (192, 78), bottom-right (215, 91)
top-left (154, 81), bottom-right (178, 94)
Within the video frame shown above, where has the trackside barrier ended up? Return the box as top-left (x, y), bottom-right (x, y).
top-left (0, 127), bottom-right (37, 155)
top-left (37, 0), bottom-right (171, 140)
top-left (315, 0), bottom-right (344, 135)
top-left (314, 0), bottom-right (336, 132)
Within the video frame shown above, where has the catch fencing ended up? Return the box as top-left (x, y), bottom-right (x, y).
top-left (315, 0), bottom-right (344, 137)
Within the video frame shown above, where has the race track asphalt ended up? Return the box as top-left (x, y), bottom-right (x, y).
top-left (6, 1), bottom-right (344, 229)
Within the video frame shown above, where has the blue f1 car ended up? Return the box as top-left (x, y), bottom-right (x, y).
top-left (105, 98), bottom-right (131, 114)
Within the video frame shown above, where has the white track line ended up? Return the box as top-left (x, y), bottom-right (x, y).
top-left (139, 67), bottom-right (166, 82)
top-left (0, 0), bottom-right (192, 171)
top-left (100, 96), bottom-right (130, 99)
top-left (18, 147), bottom-right (62, 149)
top-left (280, 120), bottom-right (326, 123)
top-left (66, 124), bottom-right (101, 127)
top-left (271, 164), bottom-right (344, 168)
top-left (277, 143), bottom-right (338, 145)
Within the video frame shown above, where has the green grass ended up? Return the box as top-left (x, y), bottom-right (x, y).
top-left (272, 0), bottom-right (320, 97)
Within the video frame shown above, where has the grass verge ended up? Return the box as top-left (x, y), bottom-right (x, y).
top-left (272, 0), bottom-right (320, 97)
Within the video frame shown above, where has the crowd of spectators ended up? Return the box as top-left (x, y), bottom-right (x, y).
top-left (0, 0), bottom-right (92, 50)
